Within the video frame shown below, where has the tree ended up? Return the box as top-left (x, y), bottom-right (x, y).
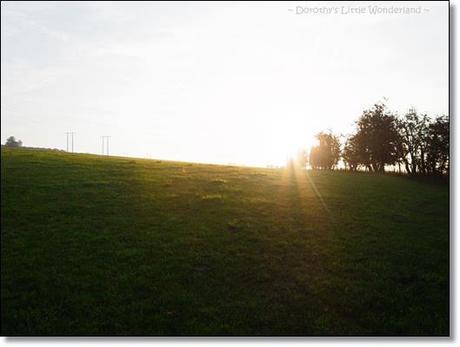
top-left (396, 109), bottom-right (430, 174)
top-left (342, 135), bottom-right (361, 171)
top-left (351, 103), bottom-right (400, 172)
top-left (322, 102), bottom-right (448, 176)
top-left (5, 136), bottom-right (23, 148)
top-left (426, 115), bottom-right (449, 175)
top-left (309, 132), bottom-right (341, 170)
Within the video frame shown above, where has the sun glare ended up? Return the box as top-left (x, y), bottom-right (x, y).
top-left (260, 129), bottom-right (315, 167)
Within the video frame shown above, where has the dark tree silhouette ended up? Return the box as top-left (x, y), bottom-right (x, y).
top-left (319, 101), bottom-right (449, 176)
top-left (309, 132), bottom-right (340, 170)
top-left (396, 109), bottom-right (430, 174)
top-left (342, 135), bottom-right (361, 171)
top-left (5, 136), bottom-right (23, 148)
top-left (426, 115), bottom-right (449, 175)
top-left (352, 103), bottom-right (400, 172)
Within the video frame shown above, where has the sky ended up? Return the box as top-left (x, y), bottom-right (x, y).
top-left (1, 1), bottom-right (449, 166)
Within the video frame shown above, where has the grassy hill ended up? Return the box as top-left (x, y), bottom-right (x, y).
top-left (1, 148), bottom-right (449, 336)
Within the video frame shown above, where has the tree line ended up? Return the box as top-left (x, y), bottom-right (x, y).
top-left (302, 103), bottom-right (449, 176)
top-left (4, 136), bottom-right (23, 148)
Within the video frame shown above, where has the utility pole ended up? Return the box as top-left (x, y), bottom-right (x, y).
top-left (71, 132), bottom-right (75, 153)
top-left (65, 132), bottom-right (75, 152)
top-left (101, 136), bottom-right (111, 155)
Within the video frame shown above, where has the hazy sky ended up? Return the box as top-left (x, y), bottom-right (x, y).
top-left (1, 1), bottom-right (448, 166)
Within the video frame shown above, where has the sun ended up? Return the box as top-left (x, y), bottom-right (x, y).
top-left (262, 129), bottom-right (315, 167)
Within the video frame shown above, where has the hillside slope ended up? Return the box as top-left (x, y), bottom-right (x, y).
top-left (1, 148), bottom-right (449, 335)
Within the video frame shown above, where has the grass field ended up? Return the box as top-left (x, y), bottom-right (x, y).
top-left (0, 147), bottom-right (449, 336)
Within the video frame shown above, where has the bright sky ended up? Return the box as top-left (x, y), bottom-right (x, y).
top-left (1, 1), bottom-right (448, 166)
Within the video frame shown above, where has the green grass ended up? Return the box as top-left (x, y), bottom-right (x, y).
top-left (1, 148), bottom-right (449, 336)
